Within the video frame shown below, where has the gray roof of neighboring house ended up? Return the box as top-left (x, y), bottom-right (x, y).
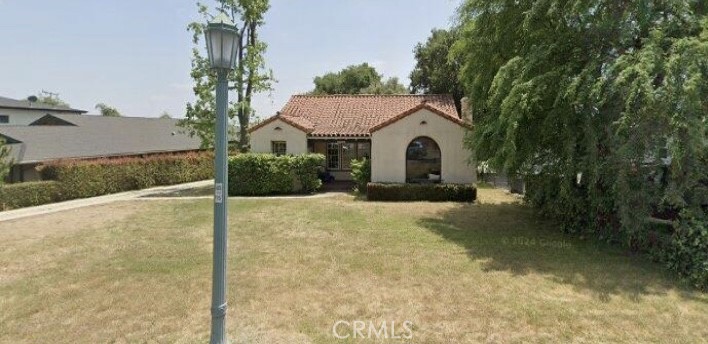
top-left (0, 96), bottom-right (87, 113)
top-left (0, 114), bottom-right (202, 164)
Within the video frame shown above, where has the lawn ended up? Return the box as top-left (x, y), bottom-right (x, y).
top-left (0, 189), bottom-right (706, 343)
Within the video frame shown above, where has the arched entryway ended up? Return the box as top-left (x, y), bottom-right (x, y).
top-left (406, 136), bottom-right (441, 183)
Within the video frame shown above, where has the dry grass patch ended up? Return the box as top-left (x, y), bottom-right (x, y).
top-left (0, 190), bottom-right (706, 343)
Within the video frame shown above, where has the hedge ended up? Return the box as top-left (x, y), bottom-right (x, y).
top-left (366, 183), bottom-right (477, 202)
top-left (228, 153), bottom-right (325, 196)
top-left (39, 152), bottom-right (213, 200)
top-left (0, 181), bottom-right (62, 210)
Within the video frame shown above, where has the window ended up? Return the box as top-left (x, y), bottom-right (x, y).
top-left (325, 141), bottom-right (370, 170)
top-left (0, 115), bottom-right (8, 124)
top-left (327, 142), bottom-right (340, 169)
top-left (271, 141), bottom-right (287, 155)
top-left (406, 137), bottom-right (441, 183)
top-left (357, 142), bottom-right (370, 159)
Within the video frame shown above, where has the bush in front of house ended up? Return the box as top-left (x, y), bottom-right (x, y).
top-left (0, 181), bottom-right (62, 210)
top-left (350, 158), bottom-right (371, 193)
top-left (292, 154), bottom-right (326, 193)
top-left (366, 183), bottom-right (477, 202)
top-left (39, 152), bottom-right (213, 200)
top-left (228, 153), bottom-right (325, 196)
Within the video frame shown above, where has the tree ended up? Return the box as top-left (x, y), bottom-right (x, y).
top-left (454, 0), bottom-right (707, 287)
top-left (34, 91), bottom-right (70, 107)
top-left (95, 103), bottom-right (121, 117)
top-left (361, 77), bottom-right (408, 95)
top-left (410, 28), bottom-right (464, 111)
top-left (180, 0), bottom-right (274, 151)
top-left (0, 138), bottom-right (12, 184)
top-left (311, 63), bottom-right (407, 95)
top-left (159, 111), bottom-right (172, 119)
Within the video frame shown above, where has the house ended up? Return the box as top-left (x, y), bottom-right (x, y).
top-left (0, 114), bottom-right (202, 182)
top-left (0, 96), bottom-right (87, 125)
top-left (249, 94), bottom-right (476, 184)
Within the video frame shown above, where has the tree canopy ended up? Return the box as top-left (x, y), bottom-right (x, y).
top-left (180, 0), bottom-right (274, 151)
top-left (311, 63), bottom-right (407, 95)
top-left (410, 28), bottom-right (464, 110)
top-left (34, 93), bottom-right (70, 107)
top-left (454, 0), bottom-right (707, 288)
top-left (95, 103), bottom-right (121, 117)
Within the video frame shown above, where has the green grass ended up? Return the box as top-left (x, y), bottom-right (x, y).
top-left (0, 189), bottom-right (705, 343)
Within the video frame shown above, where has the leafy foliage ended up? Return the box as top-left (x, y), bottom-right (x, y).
top-left (311, 63), bottom-right (407, 95)
top-left (454, 0), bottom-right (707, 288)
top-left (40, 152), bottom-right (213, 200)
top-left (180, 0), bottom-right (274, 151)
top-left (95, 103), bottom-right (121, 117)
top-left (0, 181), bottom-right (61, 210)
top-left (0, 138), bottom-right (11, 183)
top-left (350, 158), bottom-right (371, 193)
top-left (35, 92), bottom-right (70, 107)
top-left (410, 28), bottom-right (464, 110)
top-left (228, 153), bottom-right (324, 195)
top-left (366, 183), bottom-right (477, 202)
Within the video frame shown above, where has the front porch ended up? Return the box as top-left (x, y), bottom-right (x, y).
top-left (308, 138), bottom-right (370, 182)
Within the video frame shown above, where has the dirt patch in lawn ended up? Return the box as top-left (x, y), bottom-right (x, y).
top-left (0, 201), bottom-right (145, 241)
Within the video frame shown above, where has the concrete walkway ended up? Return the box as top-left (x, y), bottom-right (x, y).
top-left (0, 180), bottom-right (212, 222)
top-left (0, 180), bottom-right (350, 222)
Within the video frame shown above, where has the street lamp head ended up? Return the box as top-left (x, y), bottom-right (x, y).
top-left (205, 12), bottom-right (239, 70)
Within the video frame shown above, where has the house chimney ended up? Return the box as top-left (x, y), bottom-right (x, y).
top-left (461, 97), bottom-right (473, 125)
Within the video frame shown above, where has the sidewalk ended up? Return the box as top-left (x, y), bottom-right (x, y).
top-left (0, 180), bottom-right (351, 222)
top-left (0, 180), bottom-right (212, 222)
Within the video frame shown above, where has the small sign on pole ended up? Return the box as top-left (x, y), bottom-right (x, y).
top-left (215, 183), bottom-right (223, 203)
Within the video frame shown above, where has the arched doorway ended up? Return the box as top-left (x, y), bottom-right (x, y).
top-left (406, 136), bottom-right (441, 183)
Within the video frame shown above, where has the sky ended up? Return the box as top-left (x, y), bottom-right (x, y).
top-left (0, 0), bottom-right (460, 118)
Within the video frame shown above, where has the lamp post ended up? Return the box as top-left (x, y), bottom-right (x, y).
top-left (204, 12), bottom-right (239, 344)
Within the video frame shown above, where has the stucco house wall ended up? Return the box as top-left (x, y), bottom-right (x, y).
top-left (370, 108), bottom-right (476, 184)
top-left (250, 118), bottom-right (307, 154)
top-left (0, 109), bottom-right (82, 126)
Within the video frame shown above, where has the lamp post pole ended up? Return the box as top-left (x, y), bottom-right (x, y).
top-left (204, 12), bottom-right (238, 343)
top-left (210, 68), bottom-right (229, 344)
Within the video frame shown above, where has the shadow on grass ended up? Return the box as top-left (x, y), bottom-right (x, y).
top-left (418, 201), bottom-right (702, 302)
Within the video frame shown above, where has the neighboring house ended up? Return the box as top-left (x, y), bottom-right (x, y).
top-left (249, 94), bottom-right (476, 183)
top-left (0, 114), bottom-right (202, 182)
top-left (0, 96), bottom-right (86, 125)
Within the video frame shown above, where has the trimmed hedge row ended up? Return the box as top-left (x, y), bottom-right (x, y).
top-left (39, 152), bottom-right (213, 200)
top-left (228, 153), bottom-right (325, 195)
top-left (366, 183), bottom-right (477, 202)
top-left (0, 181), bottom-right (62, 210)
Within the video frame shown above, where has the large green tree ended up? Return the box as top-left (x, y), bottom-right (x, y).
top-left (180, 0), bottom-right (273, 151)
top-left (410, 28), bottom-right (464, 110)
top-left (311, 63), bottom-right (407, 95)
top-left (454, 0), bottom-right (707, 287)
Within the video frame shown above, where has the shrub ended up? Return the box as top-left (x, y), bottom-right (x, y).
top-left (39, 152), bottom-right (213, 200)
top-left (350, 158), bottom-right (371, 193)
top-left (228, 153), bottom-right (324, 196)
top-left (292, 154), bottom-right (325, 193)
top-left (0, 181), bottom-right (62, 210)
top-left (366, 183), bottom-right (476, 202)
top-left (664, 211), bottom-right (708, 290)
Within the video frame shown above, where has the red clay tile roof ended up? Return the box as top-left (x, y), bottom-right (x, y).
top-left (250, 94), bottom-right (461, 137)
top-left (369, 102), bottom-right (468, 133)
top-left (249, 113), bottom-right (314, 133)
